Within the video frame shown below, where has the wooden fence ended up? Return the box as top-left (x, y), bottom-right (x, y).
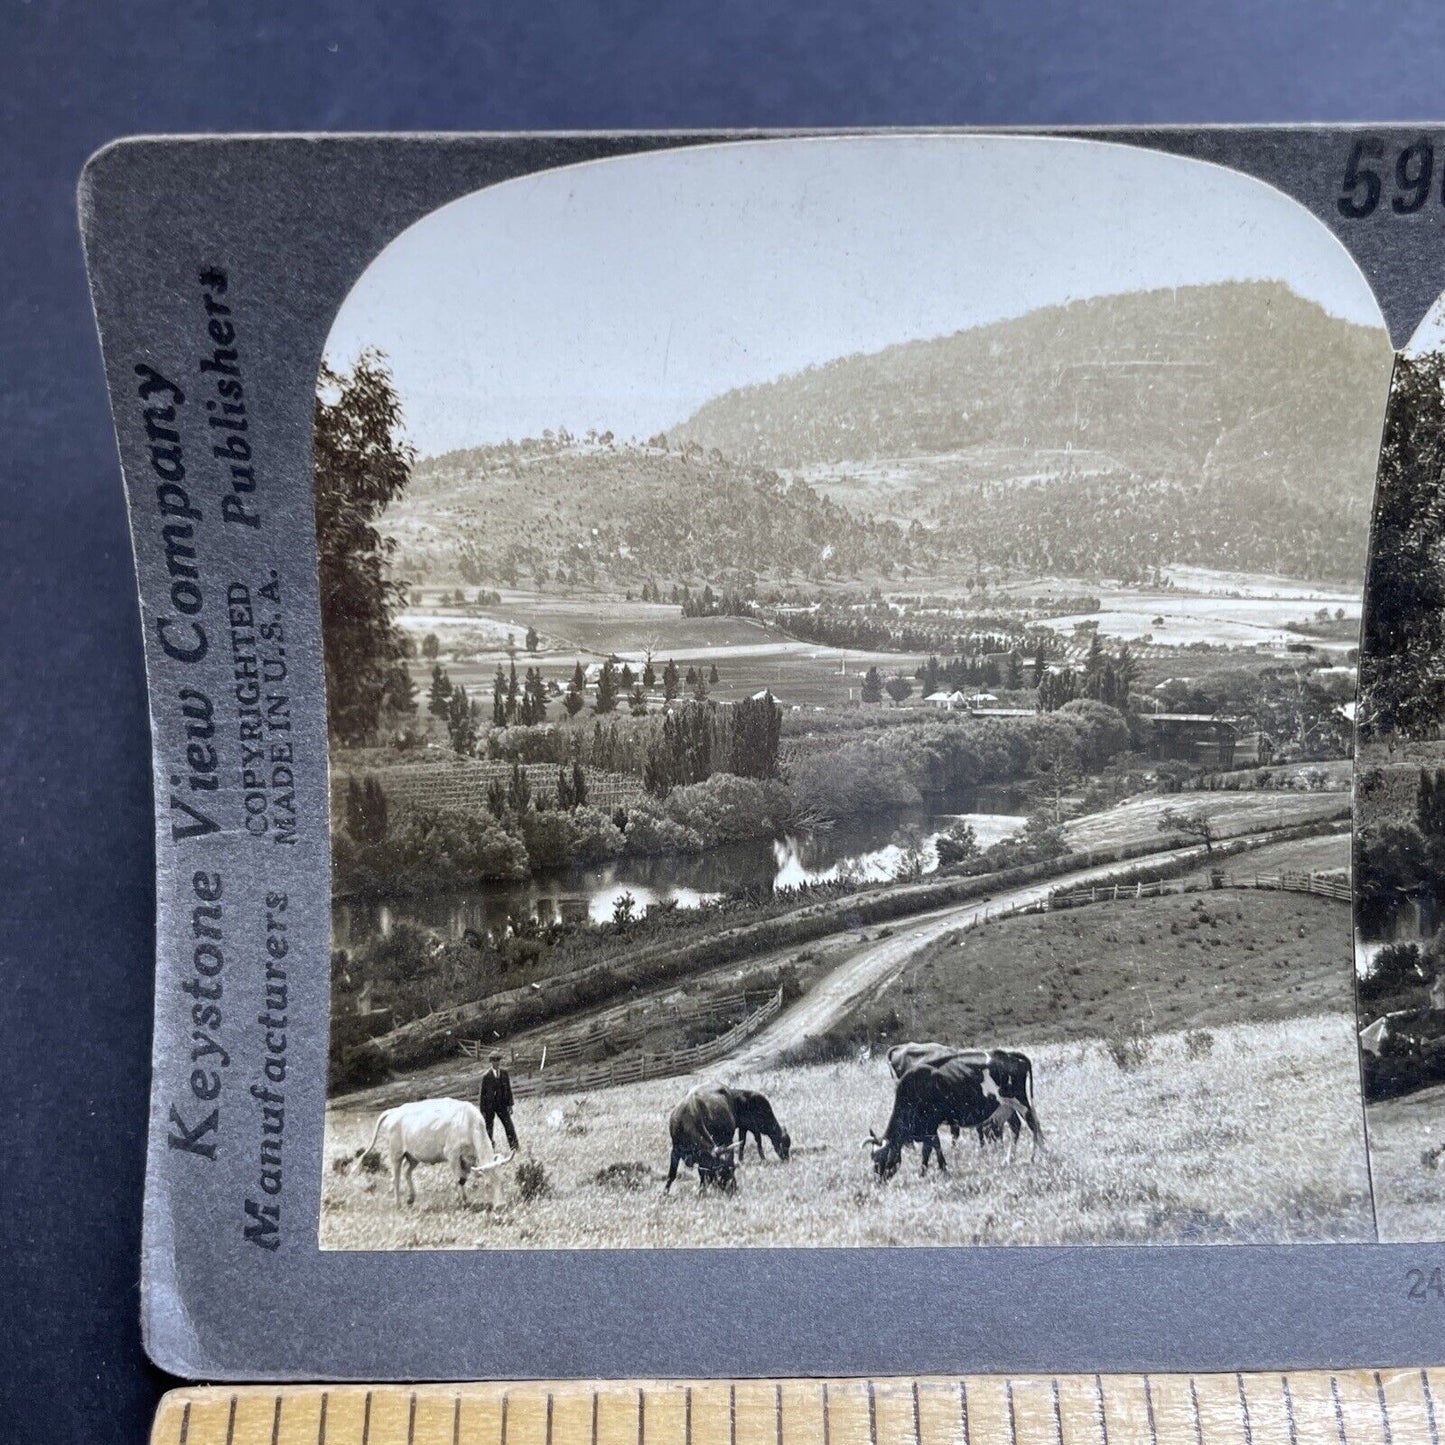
top-left (999, 868), bottom-right (1352, 921)
top-left (493, 987), bottom-right (785, 1098)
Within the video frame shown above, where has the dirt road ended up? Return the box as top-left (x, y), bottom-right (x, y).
top-left (726, 835), bottom-right (1248, 1068)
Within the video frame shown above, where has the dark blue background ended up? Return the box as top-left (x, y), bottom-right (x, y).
top-left (5, 4), bottom-right (1445, 1440)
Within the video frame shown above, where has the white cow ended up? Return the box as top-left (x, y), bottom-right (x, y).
top-left (357, 1097), bottom-right (513, 1208)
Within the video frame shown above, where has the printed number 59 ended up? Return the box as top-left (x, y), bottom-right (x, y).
top-left (1338, 137), bottom-right (1436, 218)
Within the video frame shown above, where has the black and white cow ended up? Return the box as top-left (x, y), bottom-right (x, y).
top-left (886, 1041), bottom-right (1042, 1152)
top-left (868, 1050), bottom-right (1043, 1180)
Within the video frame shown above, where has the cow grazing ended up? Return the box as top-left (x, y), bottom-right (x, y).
top-left (867, 1051), bottom-right (1043, 1181)
top-left (665, 1087), bottom-right (742, 1193)
top-left (728, 1088), bottom-right (792, 1163)
top-left (357, 1097), bottom-right (514, 1208)
top-left (886, 1042), bottom-right (1042, 1152)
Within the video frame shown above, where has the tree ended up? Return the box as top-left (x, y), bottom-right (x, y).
top-left (1157, 807), bottom-right (1217, 853)
top-left (629, 684), bottom-right (649, 715)
top-left (525, 625), bottom-right (539, 653)
top-left (727, 692), bottom-right (781, 778)
top-left (572, 760), bottom-right (588, 807)
top-left (692, 674), bottom-right (710, 702)
top-left (555, 764), bottom-right (575, 810)
top-left (563, 686), bottom-right (585, 719)
top-left (345, 776), bottom-right (388, 845)
top-left (1031, 641), bottom-right (1048, 687)
top-left (492, 666), bottom-right (508, 729)
top-left (595, 660), bottom-right (619, 714)
top-left (884, 675), bottom-right (913, 707)
top-left (383, 664), bottom-right (417, 717)
top-left (1361, 351), bottom-right (1445, 741)
top-left (427, 663), bottom-right (452, 719)
top-left (1033, 726), bottom-right (1081, 822)
top-left (313, 352), bottom-right (415, 744)
top-left (507, 760), bottom-right (531, 814)
top-left (685, 665), bottom-right (699, 685)
top-left (446, 683), bottom-right (475, 756)
top-left (572, 660), bottom-right (586, 691)
top-left (862, 666), bottom-right (884, 704)
top-left (663, 658), bottom-right (681, 702)
top-left (643, 658), bottom-right (657, 690)
top-left (708, 662), bottom-right (719, 685)
top-left (421, 632), bottom-right (440, 662)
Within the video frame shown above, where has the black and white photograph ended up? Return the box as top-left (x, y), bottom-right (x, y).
top-left (1352, 305), bottom-right (1445, 1242)
top-left (317, 134), bottom-right (1391, 1249)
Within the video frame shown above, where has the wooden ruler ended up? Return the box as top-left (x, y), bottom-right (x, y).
top-left (153, 1373), bottom-right (1443, 1445)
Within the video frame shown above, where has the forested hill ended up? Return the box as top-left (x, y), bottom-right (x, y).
top-left (670, 281), bottom-right (1394, 582)
top-left (387, 439), bottom-right (927, 588)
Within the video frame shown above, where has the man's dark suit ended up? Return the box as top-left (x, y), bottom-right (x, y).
top-left (479, 1065), bottom-right (519, 1150)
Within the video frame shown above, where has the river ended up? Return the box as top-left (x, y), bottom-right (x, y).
top-left (334, 793), bottom-right (1029, 947)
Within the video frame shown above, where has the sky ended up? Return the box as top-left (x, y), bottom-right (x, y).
top-left (324, 135), bottom-right (1388, 458)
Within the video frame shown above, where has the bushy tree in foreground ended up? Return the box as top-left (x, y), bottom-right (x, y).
top-left (314, 351), bottom-right (414, 745)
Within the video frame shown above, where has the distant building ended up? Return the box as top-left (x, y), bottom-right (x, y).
top-left (924, 689), bottom-right (967, 710)
top-left (1233, 730), bottom-right (1276, 767)
top-left (969, 706), bottom-right (1038, 719)
top-left (1140, 713), bottom-right (1238, 768)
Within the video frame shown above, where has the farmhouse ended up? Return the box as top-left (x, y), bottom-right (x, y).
top-left (1139, 713), bottom-right (1238, 768)
top-left (924, 689), bottom-right (967, 710)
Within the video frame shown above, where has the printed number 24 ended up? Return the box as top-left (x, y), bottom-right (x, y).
top-left (1339, 137), bottom-right (1437, 218)
top-left (1406, 1267), bottom-right (1445, 1301)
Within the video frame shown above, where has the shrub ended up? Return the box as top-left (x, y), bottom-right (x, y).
top-left (1185, 1029), bottom-right (1215, 1061)
top-left (595, 1161), bottom-right (653, 1191)
top-left (516, 1158), bottom-right (550, 1201)
top-left (1104, 1022), bottom-right (1152, 1072)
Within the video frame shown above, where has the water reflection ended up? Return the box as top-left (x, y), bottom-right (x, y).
top-left (334, 798), bottom-right (1028, 947)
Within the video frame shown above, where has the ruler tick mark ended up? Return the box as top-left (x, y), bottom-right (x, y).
top-left (1007, 1381), bottom-right (1018, 1445)
top-left (1095, 1375), bottom-right (1109, 1445)
top-left (1189, 1379), bottom-right (1202, 1445)
top-left (868, 1381), bottom-right (878, 1445)
top-left (453, 1395), bottom-right (461, 1445)
top-left (547, 1393), bottom-right (554, 1445)
top-left (363, 1392), bottom-right (373, 1445)
top-left (1144, 1378), bottom-right (1158, 1445)
top-left (178, 1401), bottom-right (191, 1445)
top-left (1237, 1374), bottom-right (1254, 1445)
top-left (686, 1388), bottom-right (693, 1445)
top-left (1374, 1373), bottom-right (1392, 1445)
top-left (911, 1380), bottom-right (922, 1445)
top-left (1423, 1370), bottom-right (1440, 1445)
top-left (640, 1388), bottom-right (646, 1445)
top-left (1051, 1380), bottom-right (1063, 1445)
top-left (593, 1390), bottom-right (600, 1445)
top-left (1331, 1377), bottom-right (1347, 1445)
top-left (503, 1392), bottom-right (510, 1445)
top-left (227, 1395), bottom-right (238, 1445)
top-left (731, 1385), bottom-right (738, 1445)
top-left (823, 1381), bottom-right (831, 1445)
top-left (1282, 1377), bottom-right (1298, 1445)
top-left (319, 1392), bottom-right (329, 1445)
top-left (408, 1392), bottom-right (417, 1445)
top-left (778, 1381), bottom-right (785, 1445)
top-left (273, 1395), bottom-right (283, 1445)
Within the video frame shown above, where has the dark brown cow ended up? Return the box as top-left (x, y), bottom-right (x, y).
top-left (664, 1087), bottom-right (741, 1193)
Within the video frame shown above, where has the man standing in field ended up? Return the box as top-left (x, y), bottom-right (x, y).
top-left (479, 1051), bottom-right (519, 1152)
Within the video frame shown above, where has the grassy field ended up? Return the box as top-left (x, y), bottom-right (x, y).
top-left (1062, 791), bottom-right (1349, 853)
top-left (1366, 1086), bottom-right (1445, 1241)
top-left (821, 889), bottom-right (1354, 1053)
top-left (320, 1011), bottom-right (1370, 1249)
top-left (1178, 830), bottom-right (1348, 886)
